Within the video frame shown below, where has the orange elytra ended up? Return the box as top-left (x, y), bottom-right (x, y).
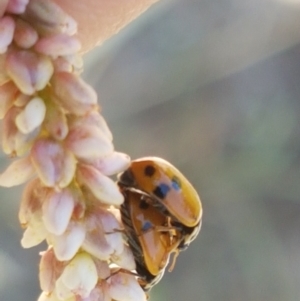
top-left (120, 188), bottom-right (182, 291)
top-left (118, 157), bottom-right (203, 249)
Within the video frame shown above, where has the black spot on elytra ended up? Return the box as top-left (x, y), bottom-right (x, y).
top-left (139, 200), bottom-right (150, 210)
top-left (171, 176), bottom-right (181, 191)
top-left (153, 183), bottom-right (170, 199)
top-left (144, 165), bottom-right (156, 177)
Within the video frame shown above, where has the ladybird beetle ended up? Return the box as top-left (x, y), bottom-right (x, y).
top-left (118, 157), bottom-right (203, 249)
top-left (120, 188), bottom-right (183, 291)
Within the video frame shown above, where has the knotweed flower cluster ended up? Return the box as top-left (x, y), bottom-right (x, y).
top-left (0, 1), bottom-right (146, 300)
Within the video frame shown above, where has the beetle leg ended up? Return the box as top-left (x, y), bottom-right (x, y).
top-left (104, 228), bottom-right (125, 234)
top-left (139, 225), bottom-right (179, 235)
top-left (105, 267), bottom-right (139, 280)
top-left (140, 193), bottom-right (155, 205)
top-left (167, 249), bottom-right (180, 272)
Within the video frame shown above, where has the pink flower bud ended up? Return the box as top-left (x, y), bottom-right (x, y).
top-left (77, 164), bottom-right (123, 205)
top-left (69, 112), bottom-right (113, 142)
top-left (49, 221), bottom-right (85, 261)
top-left (93, 260), bottom-right (110, 280)
top-left (23, 0), bottom-right (77, 36)
top-left (2, 106), bottom-right (39, 156)
top-left (6, 0), bottom-right (29, 14)
top-left (0, 156), bottom-right (35, 187)
top-left (82, 208), bottom-right (118, 261)
top-left (52, 57), bottom-right (72, 73)
top-left (101, 210), bottom-right (124, 256)
top-left (13, 19), bottom-right (38, 49)
top-left (65, 124), bottom-right (114, 160)
top-left (0, 81), bottom-right (19, 119)
top-left (19, 178), bottom-right (48, 247)
top-left (19, 178), bottom-right (46, 226)
top-left (84, 152), bottom-right (130, 176)
top-left (51, 72), bottom-right (97, 115)
top-left (0, 16), bottom-right (15, 54)
top-left (39, 247), bottom-right (65, 293)
top-left (0, 0), bottom-right (9, 18)
top-left (31, 138), bottom-right (77, 188)
top-left (42, 188), bottom-right (75, 235)
top-left (43, 101), bottom-right (68, 140)
top-left (69, 184), bottom-right (86, 220)
top-left (6, 50), bottom-right (53, 95)
top-left (35, 34), bottom-right (81, 57)
top-left (108, 272), bottom-right (147, 301)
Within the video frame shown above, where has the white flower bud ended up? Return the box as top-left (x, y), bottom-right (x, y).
top-left (15, 96), bottom-right (46, 134)
top-left (0, 156), bottom-right (35, 187)
top-left (56, 253), bottom-right (98, 298)
top-left (38, 291), bottom-right (75, 301)
top-left (0, 81), bottom-right (19, 120)
top-left (21, 222), bottom-right (47, 248)
top-left (111, 245), bottom-right (136, 271)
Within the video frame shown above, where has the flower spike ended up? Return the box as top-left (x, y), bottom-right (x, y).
top-left (0, 1), bottom-right (146, 301)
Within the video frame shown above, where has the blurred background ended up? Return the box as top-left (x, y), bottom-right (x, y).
top-left (1, 0), bottom-right (300, 300)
